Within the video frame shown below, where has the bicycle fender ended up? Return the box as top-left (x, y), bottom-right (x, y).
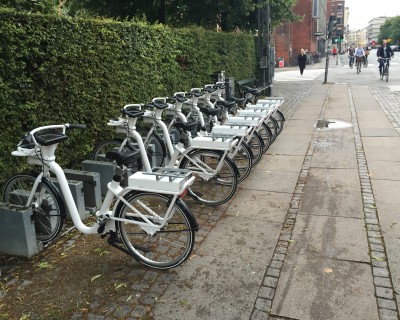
top-left (175, 197), bottom-right (199, 231)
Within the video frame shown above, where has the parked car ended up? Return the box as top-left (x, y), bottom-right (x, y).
top-left (390, 45), bottom-right (400, 51)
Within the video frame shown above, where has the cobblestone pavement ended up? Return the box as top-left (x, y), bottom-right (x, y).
top-left (369, 87), bottom-right (400, 134)
top-left (250, 83), bottom-right (400, 320)
top-left (1, 78), bottom-right (400, 320)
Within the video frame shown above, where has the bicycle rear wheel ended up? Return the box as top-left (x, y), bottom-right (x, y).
top-left (179, 149), bottom-right (238, 206)
top-left (2, 174), bottom-right (65, 243)
top-left (116, 192), bottom-right (196, 269)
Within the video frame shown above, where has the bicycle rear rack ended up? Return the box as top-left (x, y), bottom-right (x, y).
top-left (128, 167), bottom-right (192, 194)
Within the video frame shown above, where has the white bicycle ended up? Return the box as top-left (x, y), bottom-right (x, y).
top-left (2, 123), bottom-right (198, 269)
top-left (101, 103), bottom-right (240, 207)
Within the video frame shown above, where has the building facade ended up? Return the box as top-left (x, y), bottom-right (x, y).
top-left (273, 0), bottom-right (328, 66)
top-left (367, 17), bottom-right (388, 47)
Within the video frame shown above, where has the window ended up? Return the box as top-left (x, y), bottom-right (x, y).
top-left (337, 4), bottom-right (343, 13)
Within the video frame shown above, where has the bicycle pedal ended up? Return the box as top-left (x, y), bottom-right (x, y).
top-left (97, 224), bottom-right (106, 234)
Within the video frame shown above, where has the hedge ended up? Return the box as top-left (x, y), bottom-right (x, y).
top-left (0, 9), bottom-right (256, 184)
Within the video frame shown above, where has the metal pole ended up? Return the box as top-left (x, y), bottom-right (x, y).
top-left (224, 78), bottom-right (231, 99)
top-left (323, 40), bottom-right (330, 84)
top-left (265, 3), bottom-right (272, 96)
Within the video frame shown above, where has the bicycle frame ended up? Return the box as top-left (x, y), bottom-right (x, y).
top-left (13, 124), bottom-right (195, 237)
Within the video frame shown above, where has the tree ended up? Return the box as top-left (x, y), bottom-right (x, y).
top-left (64, 0), bottom-right (300, 32)
top-left (0, 0), bottom-right (57, 14)
top-left (378, 16), bottom-right (400, 45)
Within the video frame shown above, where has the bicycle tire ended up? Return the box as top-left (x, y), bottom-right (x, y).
top-left (179, 149), bottom-right (238, 206)
top-left (266, 116), bottom-right (279, 142)
top-left (229, 140), bottom-right (253, 183)
top-left (115, 191), bottom-right (196, 269)
top-left (257, 122), bottom-right (273, 154)
top-left (140, 131), bottom-right (167, 168)
top-left (273, 110), bottom-right (285, 135)
top-left (385, 67), bottom-right (389, 82)
top-left (2, 174), bottom-right (65, 243)
top-left (380, 69), bottom-right (384, 80)
top-left (246, 130), bottom-right (265, 166)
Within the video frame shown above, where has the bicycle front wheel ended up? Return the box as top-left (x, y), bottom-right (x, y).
top-left (274, 110), bottom-right (285, 135)
top-left (116, 192), bottom-right (196, 269)
top-left (385, 68), bottom-right (389, 82)
top-left (2, 174), bottom-right (65, 243)
top-left (229, 141), bottom-right (253, 183)
top-left (179, 149), bottom-right (238, 206)
top-left (247, 131), bottom-right (265, 166)
top-left (257, 122), bottom-right (273, 154)
top-left (267, 116), bottom-right (279, 143)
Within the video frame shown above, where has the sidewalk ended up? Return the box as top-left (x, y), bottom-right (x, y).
top-left (155, 81), bottom-right (400, 319)
top-left (1, 78), bottom-right (400, 320)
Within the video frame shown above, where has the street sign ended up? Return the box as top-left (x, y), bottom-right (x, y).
top-left (314, 32), bottom-right (324, 36)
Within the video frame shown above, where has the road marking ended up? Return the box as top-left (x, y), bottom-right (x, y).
top-left (388, 85), bottom-right (400, 92)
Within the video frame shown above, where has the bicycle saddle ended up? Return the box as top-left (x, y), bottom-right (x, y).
top-left (190, 90), bottom-right (204, 98)
top-left (198, 105), bottom-right (221, 117)
top-left (204, 86), bottom-right (218, 93)
top-left (226, 96), bottom-right (245, 104)
top-left (144, 101), bottom-right (169, 109)
top-left (242, 86), bottom-right (261, 96)
top-left (173, 94), bottom-right (188, 103)
top-left (106, 150), bottom-right (141, 167)
top-left (121, 108), bottom-right (145, 118)
top-left (174, 120), bottom-right (198, 133)
top-left (216, 100), bottom-right (236, 109)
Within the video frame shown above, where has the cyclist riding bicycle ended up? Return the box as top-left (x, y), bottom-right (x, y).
top-left (354, 44), bottom-right (365, 71)
top-left (377, 39), bottom-right (394, 74)
top-left (348, 46), bottom-right (355, 68)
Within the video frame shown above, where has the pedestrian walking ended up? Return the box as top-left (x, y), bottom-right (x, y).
top-left (298, 48), bottom-right (307, 76)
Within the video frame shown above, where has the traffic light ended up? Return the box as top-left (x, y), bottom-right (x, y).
top-left (332, 37), bottom-right (338, 44)
top-left (327, 16), bottom-right (337, 39)
top-left (340, 35), bottom-right (344, 42)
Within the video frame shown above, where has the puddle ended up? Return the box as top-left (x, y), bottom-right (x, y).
top-left (315, 119), bottom-right (353, 129)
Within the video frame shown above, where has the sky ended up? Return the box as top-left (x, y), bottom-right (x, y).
top-left (345, 0), bottom-right (400, 30)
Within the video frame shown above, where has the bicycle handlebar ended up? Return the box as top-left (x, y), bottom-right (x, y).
top-left (66, 123), bottom-right (87, 130)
